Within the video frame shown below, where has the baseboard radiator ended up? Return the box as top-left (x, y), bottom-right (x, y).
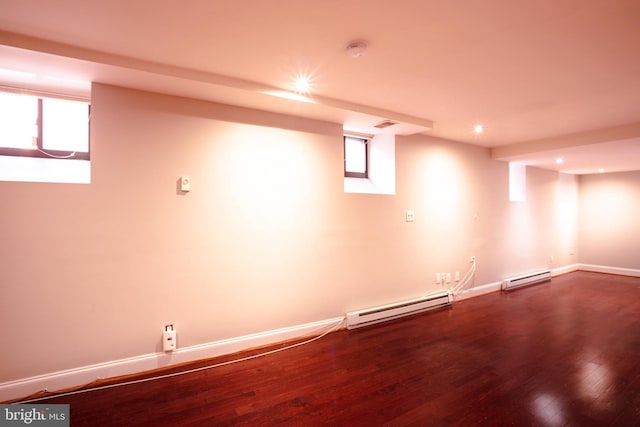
top-left (346, 291), bottom-right (453, 329)
top-left (502, 270), bottom-right (551, 291)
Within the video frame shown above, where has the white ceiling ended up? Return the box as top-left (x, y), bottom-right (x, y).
top-left (0, 0), bottom-right (639, 174)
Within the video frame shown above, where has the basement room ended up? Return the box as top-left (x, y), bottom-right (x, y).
top-left (1, 1), bottom-right (639, 425)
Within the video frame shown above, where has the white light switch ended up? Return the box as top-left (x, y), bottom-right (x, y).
top-left (405, 210), bottom-right (415, 222)
top-left (180, 176), bottom-right (191, 192)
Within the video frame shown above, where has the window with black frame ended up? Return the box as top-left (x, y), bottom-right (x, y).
top-left (0, 91), bottom-right (90, 160)
top-left (343, 135), bottom-right (368, 179)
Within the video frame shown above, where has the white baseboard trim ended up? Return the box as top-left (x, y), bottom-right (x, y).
top-left (552, 264), bottom-right (580, 276)
top-left (1, 316), bottom-right (345, 403)
top-left (457, 264), bottom-right (582, 301)
top-left (457, 281), bottom-right (502, 301)
top-left (578, 264), bottom-right (640, 277)
top-left (5, 263), bottom-right (637, 403)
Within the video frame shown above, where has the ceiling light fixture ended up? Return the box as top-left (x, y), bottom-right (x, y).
top-left (346, 40), bottom-right (368, 58)
top-left (473, 124), bottom-right (484, 134)
top-left (556, 157), bottom-right (563, 164)
top-left (293, 75), bottom-right (312, 93)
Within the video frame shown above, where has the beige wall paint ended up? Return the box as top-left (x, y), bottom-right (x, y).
top-left (1, 84), bottom-right (580, 383)
top-left (579, 171), bottom-right (640, 268)
top-left (396, 135), bottom-right (578, 283)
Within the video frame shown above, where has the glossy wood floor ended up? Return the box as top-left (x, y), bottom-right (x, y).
top-left (35, 272), bottom-right (640, 425)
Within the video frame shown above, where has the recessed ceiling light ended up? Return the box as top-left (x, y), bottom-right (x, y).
top-left (473, 124), bottom-right (484, 134)
top-left (598, 168), bottom-right (605, 173)
top-left (293, 75), bottom-right (312, 93)
top-left (556, 157), bottom-right (563, 164)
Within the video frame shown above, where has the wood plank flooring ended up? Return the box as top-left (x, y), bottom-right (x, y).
top-left (20, 271), bottom-right (640, 425)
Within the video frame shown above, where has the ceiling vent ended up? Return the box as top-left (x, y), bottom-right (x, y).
top-left (374, 120), bottom-right (397, 129)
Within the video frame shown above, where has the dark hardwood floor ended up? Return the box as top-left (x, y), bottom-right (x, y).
top-left (21, 271), bottom-right (640, 425)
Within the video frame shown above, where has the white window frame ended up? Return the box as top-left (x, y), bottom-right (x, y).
top-left (344, 133), bottom-right (395, 195)
top-left (0, 89), bottom-right (91, 184)
top-left (344, 135), bottom-right (369, 178)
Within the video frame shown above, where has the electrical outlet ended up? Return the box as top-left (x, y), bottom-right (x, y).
top-left (405, 210), bottom-right (415, 222)
top-left (470, 256), bottom-right (476, 263)
top-left (163, 324), bottom-right (176, 352)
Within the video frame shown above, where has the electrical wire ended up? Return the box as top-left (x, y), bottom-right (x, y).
top-left (452, 268), bottom-right (472, 293)
top-left (405, 259), bottom-right (477, 302)
top-left (14, 260), bottom-right (476, 404)
top-left (36, 148), bottom-right (77, 159)
top-left (450, 259), bottom-right (477, 297)
top-left (16, 317), bottom-right (346, 404)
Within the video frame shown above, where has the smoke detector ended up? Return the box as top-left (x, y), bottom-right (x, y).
top-left (346, 41), bottom-right (368, 58)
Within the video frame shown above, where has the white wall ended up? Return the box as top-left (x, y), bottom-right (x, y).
top-left (0, 84), bottom-right (580, 392)
top-left (579, 171), bottom-right (640, 269)
top-left (397, 135), bottom-right (578, 285)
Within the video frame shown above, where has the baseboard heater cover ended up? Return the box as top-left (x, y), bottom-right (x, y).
top-left (502, 270), bottom-right (551, 291)
top-left (346, 291), bottom-right (453, 329)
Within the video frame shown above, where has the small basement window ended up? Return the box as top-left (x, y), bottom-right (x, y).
top-left (343, 133), bottom-right (395, 195)
top-left (509, 162), bottom-right (526, 202)
top-left (0, 90), bottom-right (91, 183)
top-left (344, 135), bottom-right (368, 178)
